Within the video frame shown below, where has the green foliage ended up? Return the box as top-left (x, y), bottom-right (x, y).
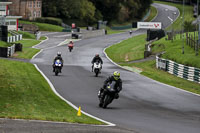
top-left (184, 21), bottom-right (196, 32)
top-left (42, 0), bottom-right (153, 26)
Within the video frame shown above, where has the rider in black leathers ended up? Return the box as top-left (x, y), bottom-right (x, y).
top-left (53, 52), bottom-right (64, 72)
top-left (98, 71), bottom-right (122, 107)
top-left (91, 54), bottom-right (103, 72)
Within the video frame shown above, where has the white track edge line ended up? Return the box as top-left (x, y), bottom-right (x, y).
top-left (34, 64), bottom-right (115, 126)
top-left (103, 40), bottom-right (200, 98)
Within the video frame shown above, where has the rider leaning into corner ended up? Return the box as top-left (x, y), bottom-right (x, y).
top-left (98, 71), bottom-right (122, 107)
top-left (53, 52), bottom-right (64, 72)
top-left (91, 54), bottom-right (103, 72)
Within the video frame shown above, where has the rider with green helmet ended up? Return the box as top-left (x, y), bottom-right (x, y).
top-left (98, 71), bottom-right (122, 106)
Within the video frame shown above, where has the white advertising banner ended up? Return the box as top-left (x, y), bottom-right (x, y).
top-left (137, 22), bottom-right (162, 29)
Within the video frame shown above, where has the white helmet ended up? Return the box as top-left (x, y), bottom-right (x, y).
top-left (57, 52), bottom-right (61, 56)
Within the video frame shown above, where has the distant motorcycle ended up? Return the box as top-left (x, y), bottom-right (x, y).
top-left (54, 59), bottom-right (62, 76)
top-left (93, 61), bottom-right (102, 77)
top-left (68, 42), bottom-right (74, 52)
top-left (98, 81), bottom-right (119, 108)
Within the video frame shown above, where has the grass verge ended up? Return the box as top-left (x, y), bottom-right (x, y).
top-left (105, 34), bottom-right (200, 95)
top-left (145, 6), bottom-right (158, 22)
top-left (14, 39), bottom-right (41, 59)
top-left (105, 34), bottom-right (146, 63)
top-left (121, 61), bottom-right (200, 95)
top-left (0, 59), bottom-right (103, 124)
top-left (19, 20), bottom-right (64, 32)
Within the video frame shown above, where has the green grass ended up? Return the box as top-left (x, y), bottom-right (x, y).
top-left (19, 20), bottom-right (64, 32)
top-left (14, 39), bottom-right (41, 59)
top-left (154, 1), bottom-right (196, 31)
top-left (18, 31), bottom-right (36, 39)
top-left (105, 34), bottom-right (146, 62)
top-left (0, 59), bottom-right (103, 124)
top-left (152, 32), bottom-right (200, 68)
top-left (145, 6), bottom-right (158, 22)
top-left (0, 41), bottom-right (12, 47)
top-left (106, 28), bottom-right (125, 35)
top-left (105, 33), bottom-right (200, 95)
top-left (121, 61), bottom-right (200, 95)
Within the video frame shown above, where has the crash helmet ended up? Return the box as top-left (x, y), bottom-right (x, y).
top-left (113, 71), bottom-right (120, 80)
top-left (57, 51), bottom-right (62, 56)
top-left (70, 41), bottom-right (73, 43)
top-left (95, 54), bottom-right (99, 57)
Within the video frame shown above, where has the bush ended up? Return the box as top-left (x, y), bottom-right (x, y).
top-left (35, 17), bottom-right (62, 26)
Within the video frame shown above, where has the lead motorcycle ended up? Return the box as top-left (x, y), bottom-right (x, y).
top-left (93, 61), bottom-right (102, 77)
top-left (98, 81), bottom-right (119, 108)
top-left (54, 59), bottom-right (62, 76)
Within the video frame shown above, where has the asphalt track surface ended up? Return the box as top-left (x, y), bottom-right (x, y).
top-left (1, 3), bottom-right (200, 133)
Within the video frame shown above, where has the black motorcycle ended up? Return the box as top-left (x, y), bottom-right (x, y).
top-left (98, 81), bottom-right (119, 108)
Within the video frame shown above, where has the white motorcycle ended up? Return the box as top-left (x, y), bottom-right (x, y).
top-left (54, 59), bottom-right (62, 76)
top-left (93, 62), bottom-right (102, 77)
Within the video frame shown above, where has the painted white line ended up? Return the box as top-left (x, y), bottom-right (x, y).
top-left (53, 34), bottom-right (71, 38)
top-left (41, 32), bottom-right (59, 36)
top-left (168, 16), bottom-right (173, 22)
top-left (32, 36), bottom-right (49, 49)
top-left (34, 64), bottom-right (115, 126)
top-left (103, 38), bottom-right (200, 98)
top-left (0, 118), bottom-right (111, 127)
top-left (31, 36), bottom-right (115, 126)
top-left (57, 39), bottom-right (81, 46)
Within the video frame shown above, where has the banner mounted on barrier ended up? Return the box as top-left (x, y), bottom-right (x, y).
top-left (137, 22), bottom-right (162, 29)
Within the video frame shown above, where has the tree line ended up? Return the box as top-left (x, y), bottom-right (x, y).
top-left (42, 0), bottom-right (152, 25)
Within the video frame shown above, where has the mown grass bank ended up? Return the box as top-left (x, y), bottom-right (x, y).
top-left (0, 59), bottom-right (103, 124)
top-left (145, 6), bottom-right (158, 22)
top-left (105, 34), bottom-right (200, 95)
top-left (105, 34), bottom-right (146, 62)
top-left (0, 32), bottom-right (104, 124)
top-left (19, 20), bottom-right (64, 32)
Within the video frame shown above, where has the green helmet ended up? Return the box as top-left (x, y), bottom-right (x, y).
top-left (113, 71), bottom-right (120, 80)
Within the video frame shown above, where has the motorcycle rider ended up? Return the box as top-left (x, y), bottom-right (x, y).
top-left (91, 54), bottom-right (103, 72)
top-left (68, 41), bottom-right (74, 46)
top-left (98, 71), bottom-right (122, 107)
top-left (53, 52), bottom-right (64, 72)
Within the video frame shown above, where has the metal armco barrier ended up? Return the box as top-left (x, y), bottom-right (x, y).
top-left (7, 34), bottom-right (22, 43)
top-left (156, 56), bottom-right (200, 83)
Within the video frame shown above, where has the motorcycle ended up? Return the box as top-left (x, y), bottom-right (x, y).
top-left (54, 59), bottom-right (62, 76)
top-left (98, 81), bottom-right (119, 108)
top-left (68, 43), bottom-right (73, 52)
top-left (93, 62), bottom-right (102, 77)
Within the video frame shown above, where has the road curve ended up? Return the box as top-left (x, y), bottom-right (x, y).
top-left (6, 3), bottom-right (199, 133)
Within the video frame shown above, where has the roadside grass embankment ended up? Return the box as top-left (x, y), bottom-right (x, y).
top-left (105, 32), bottom-right (200, 95)
top-left (0, 32), bottom-right (104, 124)
top-left (144, 6), bottom-right (158, 22)
top-left (19, 20), bottom-right (64, 32)
top-left (0, 59), bottom-right (103, 124)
